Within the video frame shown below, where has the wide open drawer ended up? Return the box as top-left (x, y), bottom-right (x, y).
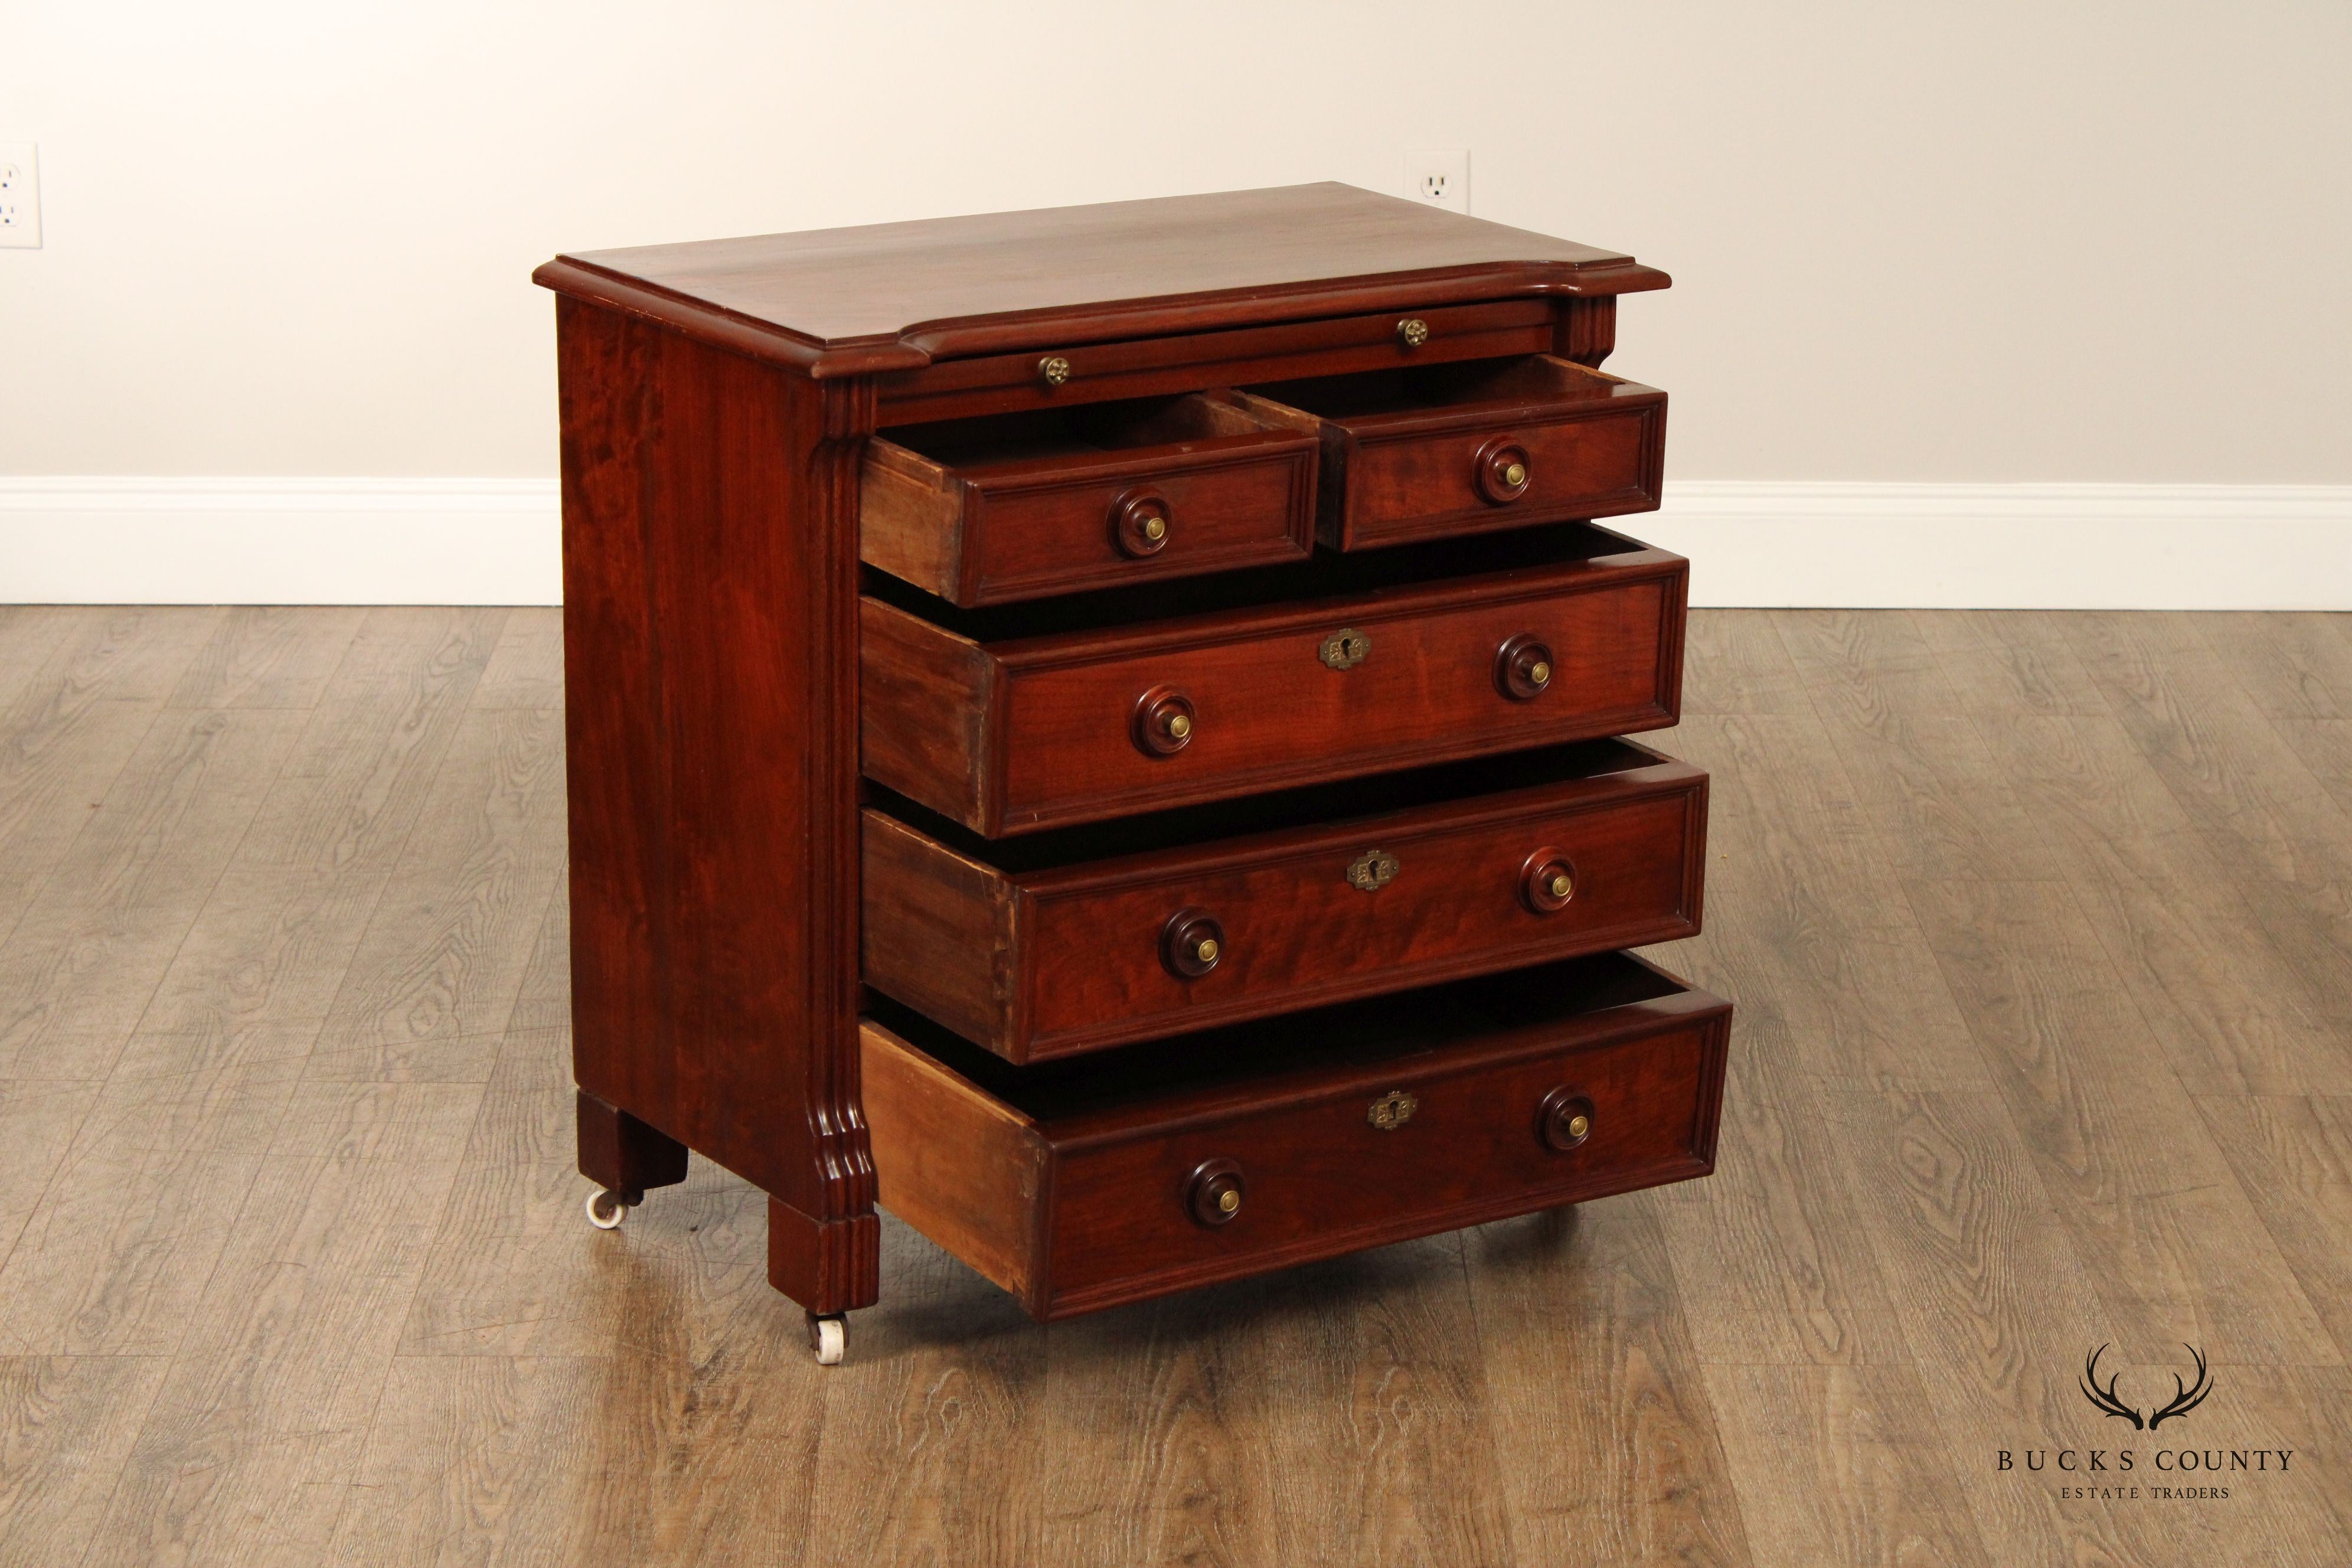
top-left (863, 738), bottom-right (1707, 1060)
top-left (860, 521), bottom-right (1688, 835)
top-left (861, 951), bottom-right (1732, 1320)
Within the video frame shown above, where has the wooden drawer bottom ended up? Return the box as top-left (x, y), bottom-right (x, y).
top-left (862, 952), bottom-right (1730, 1320)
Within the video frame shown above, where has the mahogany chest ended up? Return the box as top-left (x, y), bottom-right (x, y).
top-left (535, 184), bottom-right (1730, 1363)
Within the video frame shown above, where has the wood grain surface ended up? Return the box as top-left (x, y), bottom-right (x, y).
top-left (2, 606), bottom-right (2348, 1567)
top-left (540, 184), bottom-right (1668, 375)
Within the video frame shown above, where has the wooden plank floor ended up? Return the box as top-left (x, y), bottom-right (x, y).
top-left (0, 606), bottom-right (2347, 1566)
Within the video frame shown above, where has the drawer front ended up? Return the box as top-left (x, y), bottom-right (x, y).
top-left (1239, 355), bottom-right (1665, 551)
top-left (1046, 1008), bottom-right (1729, 1315)
top-left (873, 299), bottom-right (1569, 424)
top-left (1023, 787), bottom-right (1702, 1055)
top-left (961, 440), bottom-right (1314, 605)
top-left (1333, 389), bottom-right (1664, 548)
top-left (861, 749), bottom-right (1709, 1060)
top-left (998, 568), bottom-right (1682, 831)
top-left (861, 394), bottom-right (1318, 607)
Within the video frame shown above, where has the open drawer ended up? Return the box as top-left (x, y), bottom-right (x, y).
top-left (864, 738), bottom-right (1708, 1061)
top-left (861, 951), bottom-right (1732, 1320)
top-left (860, 521), bottom-right (1688, 835)
top-left (860, 392), bottom-right (1319, 607)
top-left (1234, 354), bottom-right (1665, 550)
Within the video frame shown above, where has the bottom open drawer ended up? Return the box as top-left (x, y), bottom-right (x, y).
top-left (861, 950), bottom-right (1731, 1320)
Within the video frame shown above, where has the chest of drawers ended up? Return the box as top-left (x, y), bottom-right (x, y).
top-left (535, 183), bottom-right (1730, 1362)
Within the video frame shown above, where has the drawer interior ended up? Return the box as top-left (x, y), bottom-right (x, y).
top-left (1246, 353), bottom-right (1626, 424)
top-left (862, 517), bottom-right (1652, 641)
top-left (871, 735), bottom-right (1678, 872)
top-left (867, 949), bottom-right (1695, 1125)
top-left (877, 390), bottom-right (1293, 473)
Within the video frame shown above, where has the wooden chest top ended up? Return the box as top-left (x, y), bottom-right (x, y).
top-left (535, 182), bottom-right (1670, 377)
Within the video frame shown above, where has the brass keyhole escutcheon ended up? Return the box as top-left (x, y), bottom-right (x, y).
top-left (1161, 909), bottom-right (1226, 979)
top-left (1495, 634), bottom-right (1556, 702)
top-left (1318, 628), bottom-right (1371, 671)
top-left (1396, 317), bottom-right (1430, 348)
top-left (1539, 1088), bottom-right (1596, 1152)
top-left (1038, 355), bottom-right (1072, 387)
top-left (1345, 848), bottom-right (1400, 892)
top-left (1474, 436), bottom-right (1533, 505)
top-left (1520, 847), bottom-right (1577, 914)
top-left (1367, 1090), bottom-right (1419, 1131)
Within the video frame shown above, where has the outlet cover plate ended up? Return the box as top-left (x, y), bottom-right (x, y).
top-left (1402, 149), bottom-right (1470, 215)
top-left (0, 142), bottom-right (40, 249)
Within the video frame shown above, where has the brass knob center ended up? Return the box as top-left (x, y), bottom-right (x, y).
top-left (1038, 355), bottom-right (1072, 386)
top-left (1521, 848), bottom-right (1577, 914)
top-left (1540, 1089), bottom-right (1595, 1151)
top-left (1475, 437), bottom-right (1534, 505)
top-left (1187, 1158), bottom-right (1244, 1226)
top-left (1397, 317), bottom-right (1429, 348)
top-left (1143, 516), bottom-right (1166, 541)
top-left (1133, 686), bottom-right (1197, 756)
top-left (1496, 634), bottom-right (1556, 702)
top-left (1162, 909), bottom-right (1226, 978)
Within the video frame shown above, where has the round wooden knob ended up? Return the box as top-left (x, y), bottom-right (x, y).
top-left (1474, 436), bottom-right (1533, 505)
top-left (1520, 848), bottom-right (1577, 914)
top-left (1161, 909), bottom-right (1226, 978)
top-left (1397, 317), bottom-right (1430, 349)
top-left (1186, 1158), bottom-right (1244, 1226)
top-left (1539, 1089), bottom-right (1595, 1152)
top-left (1132, 686), bottom-right (1197, 757)
top-left (1038, 355), bottom-right (1072, 387)
top-left (1495, 634), bottom-right (1555, 701)
top-left (1111, 488), bottom-right (1172, 558)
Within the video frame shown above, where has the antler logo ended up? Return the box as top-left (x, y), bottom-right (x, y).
top-left (2079, 1344), bottom-right (2214, 1430)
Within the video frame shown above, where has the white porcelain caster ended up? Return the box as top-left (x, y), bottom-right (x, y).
top-left (809, 1313), bottom-right (847, 1366)
top-left (585, 1188), bottom-right (631, 1230)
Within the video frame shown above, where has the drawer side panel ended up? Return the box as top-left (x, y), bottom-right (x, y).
top-left (862, 1021), bottom-right (1049, 1305)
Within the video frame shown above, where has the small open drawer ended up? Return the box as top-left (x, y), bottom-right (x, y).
top-left (861, 950), bottom-right (1732, 1320)
top-left (863, 738), bottom-right (1708, 1061)
top-left (860, 393), bottom-right (1319, 607)
top-left (1234, 354), bottom-right (1665, 551)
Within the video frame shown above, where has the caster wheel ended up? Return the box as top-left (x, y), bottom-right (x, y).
top-left (809, 1313), bottom-right (847, 1366)
top-left (585, 1188), bottom-right (631, 1230)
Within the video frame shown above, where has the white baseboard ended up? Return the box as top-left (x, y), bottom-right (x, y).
top-left (1650, 482), bottom-right (2352, 610)
top-left (0, 477), bottom-right (564, 606)
top-left (2, 476), bottom-right (2346, 609)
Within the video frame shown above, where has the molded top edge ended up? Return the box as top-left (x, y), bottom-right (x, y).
top-left (535, 183), bottom-right (1668, 375)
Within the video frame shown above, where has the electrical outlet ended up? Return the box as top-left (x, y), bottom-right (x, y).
top-left (0, 142), bottom-right (40, 249)
top-left (1402, 149), bottom-right (1470, 215)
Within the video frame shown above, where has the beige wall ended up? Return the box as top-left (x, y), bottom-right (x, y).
top-left (4, 1), bottom-right (2348, 484)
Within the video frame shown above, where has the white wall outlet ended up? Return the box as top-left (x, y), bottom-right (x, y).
top-left (1402, 149), bottom-right (1470, 215)
top-left (0, 142), bottom-right (40, 249)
